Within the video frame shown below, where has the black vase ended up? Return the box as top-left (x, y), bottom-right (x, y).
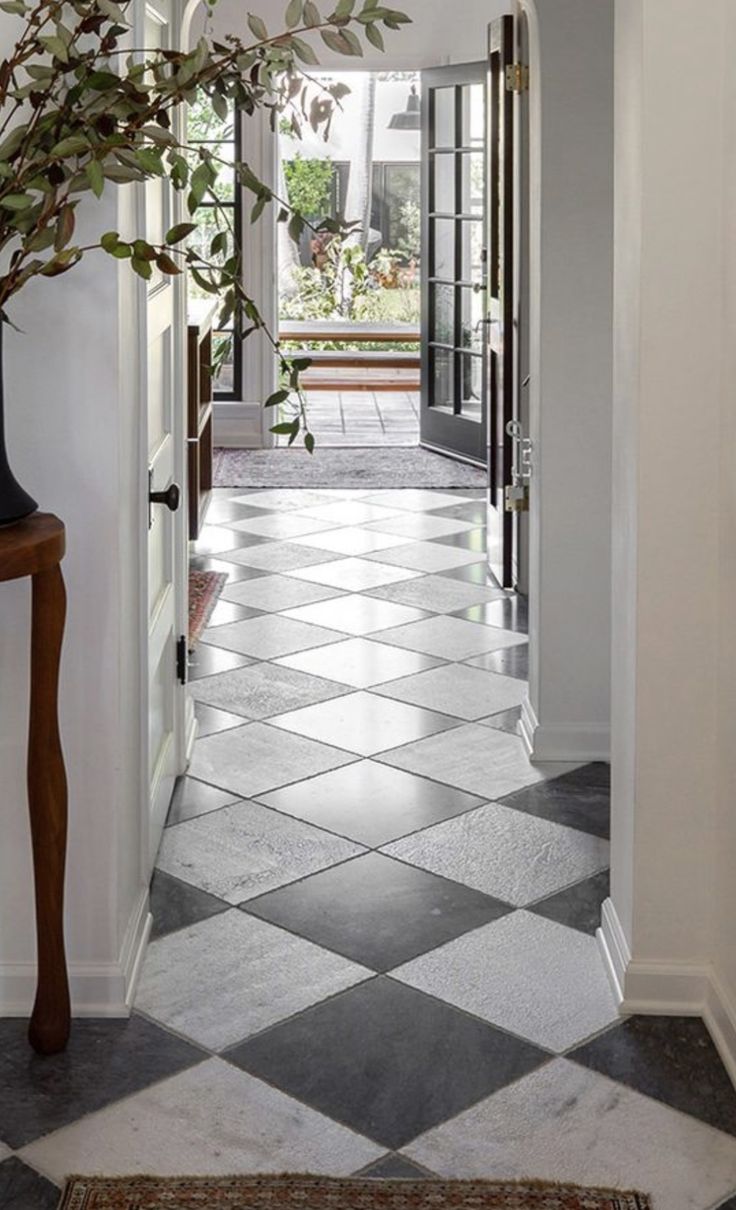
top-left (0, 323), bottom-right (38, 526)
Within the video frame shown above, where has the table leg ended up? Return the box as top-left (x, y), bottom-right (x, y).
top-left (27, 563), bottom-right (70, 1055)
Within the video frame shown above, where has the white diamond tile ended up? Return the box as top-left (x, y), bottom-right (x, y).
top-left (275, 638), bottom-right (444, 689)
top-left (189, 721), bottom-right (356, 799)
top-left (361, 490), bottom-right (475, 513)
top-left (379, 724), bottom-right (552, 799)
top-left (221, 575), bottom-right (345, 613)
top-left (365, 514), bottom-right (476, 541)
top-left (378, 616), bottom-right (526, 661)
top-left (226, 514), bottom-right (341, 540)
top-left (291, 528), bottom-right (412, 556)
top-left (289, 558), bottom-right (423, 592)
top-left (376, 664), bottom-right (527, 721)
top-left (228, 490), bottom-right (336, 511)
top-left (363, 543), bottom-right (487, 573)
top-left (283, 595), bottom-right (428, 637)
top-left (299, 501), bottom-right (404, 526)
top-left (202, 614), bottom-right (346, 659)
top-left (269, 691), bottom-right (460, 757)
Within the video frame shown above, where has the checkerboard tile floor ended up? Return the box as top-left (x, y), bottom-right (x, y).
top-left (3, 487), bottom-right (736, 1210)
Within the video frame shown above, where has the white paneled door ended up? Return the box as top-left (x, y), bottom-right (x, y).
top-left (141, 0), bottom-right (188, 872)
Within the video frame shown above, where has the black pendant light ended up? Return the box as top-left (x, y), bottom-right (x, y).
top-left (388, 83), bottom-right (421, 131)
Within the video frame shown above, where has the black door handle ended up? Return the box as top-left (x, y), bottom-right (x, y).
top-left (149, 483), bottom-right (181, 512)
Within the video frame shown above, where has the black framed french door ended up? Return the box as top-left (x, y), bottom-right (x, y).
top-left (420, 62), bottom-right (488, 466)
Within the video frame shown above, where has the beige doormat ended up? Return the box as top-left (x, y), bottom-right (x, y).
top-left (58, 1174), bottom-right (652, 1209)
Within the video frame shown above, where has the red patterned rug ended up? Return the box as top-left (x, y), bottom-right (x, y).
top-left (59, 1175), bottom-right (651, 1209)
top-left (188, 570), bottom-right (227, 649)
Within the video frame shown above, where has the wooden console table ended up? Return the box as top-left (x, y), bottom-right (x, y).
top-left (187, 299), bottom-right (217, 541)
top-left (0, 513), bottom-right (70, 1054)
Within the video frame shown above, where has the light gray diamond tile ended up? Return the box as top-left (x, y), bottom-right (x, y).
top-left (403, 1059), bottom-right (736, 1210)
top-left (283, 595), bottom-right (428, 637)
top-left (291, 528), bottom-right (412, 556)
top-left (156, 798), bottom-right (364, 903)
top-left (378, 616), bottom-right (527, 661)
top-left (378, 724), bottom-right (556, 799)
top-left (299, 501), bottom-right (404, 526)
top-left (288, 558), bottom-right (423, 592)
top-left (228, 490), bottom-right (337, 511)
top-left (392, 912), bottom-right (618, 1053)
top-left (382, 801), bottom-right (608, 905)
top-left (201, 615), bottom-right (347, 659)
top-left (361, 490), bottom-right (475, 513)
top-left (226, 514), bottom-right (342, 540)
top-left (135, 910), bottom-right (371, 1051)
top-left (375, 664), bottom-right (528, 721)
top-left (190, 663), bottom-right (351, 720)
top-left (275, 639), bottom-right (445, 689)
top-left (364, 514), bottom-right (476, 541)
top-left (363, 543), bottom-right (486, 573)
top-left (220, 575), bottom-right (346, 613)
top-left (219, 543), bottom-right (342, 573)
top-left (269, 691), bottom-right (461, 757)
top-left (188, 721), bottom-right (357, 799)
top-left (21, 1059), bottom-right (382, 1182)
top-left (367, 575), bottom-right (507, 614)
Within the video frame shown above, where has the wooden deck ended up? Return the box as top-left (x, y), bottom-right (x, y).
top-left (279, 320), bottom-right (421, 391)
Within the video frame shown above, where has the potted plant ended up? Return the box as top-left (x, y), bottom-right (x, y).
top-left (0, 0), bottom-right (410, 522)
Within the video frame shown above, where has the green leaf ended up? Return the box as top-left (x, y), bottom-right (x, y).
top-left (212, 90), bottom-right (228, 121)
top-left (365, 21), bottom-right (384, 49)
top-left (156, 252), bottom-right (181, 275)
top-left (0, 125), bottom-right (28, 161)
top-left (264, 388), bottom-right (290, 407)
top-left (247, 12), bottom-right (268, 40)
top-left (54, 203), bottom-right (75, 251)
top-left (96, 0), bottom-right (128, 22)
top-left (85, 160), bottom-right (104, 198)
top-left (0, 2), bottom-right (27, 15)
top-left (303, 0), bottom-right (320, 25)
top-left (290, 35), bottom-right (320, 63)
top-left (39, 35), bottom-right (69, 62)
top-left (100, 230), bottom-right (120, 252)
top-left (131, 256), bottom-right (153, 280)
top-left (304, 431), bottom-right (315, 454)
top-left (331, 0), bottom-right (354, 19)
top-left (51, 135), bottom-right (89, 158)
top-left (270, 421), bottom-right (300, 435)
top-left (0, 193), bottom-right (32, 211)
top-left (285, 0), bottom-right (303, 27)
top-left (165, 222), bottom-right (196, 244)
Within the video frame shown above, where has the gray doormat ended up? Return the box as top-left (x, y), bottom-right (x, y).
top-left (213, 447), bottom-right (486, 489)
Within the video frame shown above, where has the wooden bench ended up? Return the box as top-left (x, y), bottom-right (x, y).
top-left (279, 320), bottom-right (421, 391)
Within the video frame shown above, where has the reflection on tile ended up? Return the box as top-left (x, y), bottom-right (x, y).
top-left (189, 555), bottom-right (268, 585)
top-left (283, 595), bottom-right (428, 637)
top-left (365, 514), bottom-right (475, 541)
top-left (292, 528), bottom-right (411, 556)
top-left (427, 530), bottom-right (487, 553)
top-left (221, 574), bottom-right (346, 613)
top-left (438, 562), bottom-right (503, 586)
top-left (0, 1017), bottom-right (203, 1150)
top-left (149, 870), bottom-right (229, 940)
top-left (204, 499), bottom-right (269, 525)
top-left (220, 543), bottom-right (341, 573)
top-left (383, 802), bottom-right (609, 906)
top-left (246, 852), bottom-right (510, 972)
top-left (189, 721), bottom-right (356, 799)
top-left (206, 599), bottom-right (262, 628)
top-left (229, 489), bottom-right (337, 511)
top-left (571, 1017), bottom-right (736, 1137)
top-left (363, 543), bottom-right (484, 574)
top-left (269, 692), bottom-right (460, 757)
top-left (192, 526), bottom-right (268, 557)
top-left (191, 663), bottom-right (350, 720)
top-left (227, 978), bottom-right (547, 1151)
top-left (188, 644), bottom-right (254, 682)
top-left (300, 501), bottom-right (403, 526)
top-left (194, 701), bottom-right (247, 738)
top-left (361, 491), bottom-right (474, 513)
top-left (478, 706), bottom-right (523, 735)
top-left (379, 617), bottom-right (526, 662)
top-left (259, 761), bottom-right (484, 847)
top-left (227, 513), bottom-right (340, 540)
top-left (500, 763), bottom-right (611, 839)
top-left (404, 1058), bottom-right (736, 1210)
top-left (275, 638), bottom-right (444, 690)
top-left (465, 645), bottom-right (529, 681)
top-left (202, 614), bottom-right (346, 659)
top-left (379, 724), bottom-right (549, 800)
top-left (393, 911), bottom-right (619, 1053)
top-left (375, 664), bottom-right (527, 721)
top-left (427, 500), bottom-right (488, 526)
top-left (156, 798), bottom-right (363, 903)
top-left (453, 595), bottom-right (528, 633)
top-left (137, 910), bottom-right (370, 1050)
top-left (20, 1060), bottom-right (382, 1182)
top-left (166, 776), bottom-right (240, 827)
top-left (0, 1157), bottom-right (59, 1210)
top-left (368, 575), bottom-right (506, 614)
top-left (290, 558), bottom-right (422, 592)
top-left (529, 869), bottom-right (610, 936)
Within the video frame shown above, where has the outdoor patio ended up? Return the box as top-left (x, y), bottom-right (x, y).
top-left (281, 390), bottom-right (420, 448)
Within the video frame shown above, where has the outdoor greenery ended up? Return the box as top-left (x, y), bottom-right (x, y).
top-left (0, 0), bottom-right (411, 448)
top-left (283, 151), bottom-right (334, 217)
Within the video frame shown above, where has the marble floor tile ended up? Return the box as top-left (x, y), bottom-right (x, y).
top-left (360, 491), bottom-right (474, 513)
top-left (202, 614), bottom-right (347, 660)
top-left (426, 499), bottom-right (488, 525)
top-left (207, 599), bottom-right (263, 628)
top-left (437, 562), bottom-right (503, 587)
top-left (0, 1017), bottom-right (204, 1150)
top-left (357, 1155), bottom-right (435, 1179)
top-left (428, 529), bottom-right (487, 554)
top-left (227, 977), bottom-right (547, 1151)
top-left (363, 543), bottom-right (485, 574)
top-left (191, 662), bottom-right (350, 720)
top-left (187, 644), bottom-right (254, 682)
top-left (378, 616), bottom-right (527, 662)
top-left (403, 1058), bottom-right (736, 1210)
top-left (226, 513), bottom-right (340, 540)
top-left (192, 525), bottom-right (265, 556)
top-left (149, 869), bottom-right (229, 940)
top-left (136, 910), bottom-right (370, 1050)
top-left (188, 722), bottom-right (357, 799)
top-left (453, 595), bottom-right (529, 634)
top-left (166, 777), bottom-right (240, 827)
top-left (378, 724), bottom-right (552, 800)
top-left (500, 762), bottom-right (611, 839)
top-left (365, 514), bottom-right (476, 541)
top-left (375, 664), bottom-right (528, 721)
top-left (257, 761), bottom-right (485, 847)
top-left (291, 527), bottom-right (412, 556)
top-left (202, 498), bottom-right (269, 525)
top-left (20, 1060), bottom-right (383, 1182)
top-left (221, 574), bottom-right (346, 613)
top-left (570, 1016), bottom-right (736, 1137)
top-left (219, 543), bottom-right (342, 573)
top-left (156, 798), bottom-right (364, 903)
top-left (245, 851), bottom-right (510, 972)
top-left (529, 869), bottom-right (611, 936)
top-left (478, 706), bottom-right (523, 735)
top-left (194, 701), bottom-right (247, 738)
top-left (383, 801), bottom-right (609, 906)
top-left (229, 490), bottom-right (338, 511)
top-left (188, 555), bottom-right (268, 585)
top-left (465, 644), bottom-right (529, 681)
top-left (299, 502), bottom-right (404, 526)
top-left (274, 638), bottom-right (445, 690)
top-left (289, 558), bottom-right (422, 592)
top-left (393, 911), bottom-right (619, 1053)
top-left (283, 595), bottom-right (428, 637)
top-left (268, 691), bottom-right (460, 757)
top-left (367, 575), bottom-right (507, 614)
top-left (0, 1157), bottom-right (59, 1209)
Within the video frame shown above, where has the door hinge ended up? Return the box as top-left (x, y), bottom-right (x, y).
top-left (505, 63), bottom-right (529, 93)
top-left (176, 635), bottom-right (188, 686)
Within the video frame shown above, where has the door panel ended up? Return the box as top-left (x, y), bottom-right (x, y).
top-left (420, 63), bottom-right (488, 466)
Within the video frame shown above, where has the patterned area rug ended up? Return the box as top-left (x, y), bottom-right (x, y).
top-left (59, 1175), bottom-right (652, 1209)
top-left (213, 448), bottom-right (487, 489)
top-left (188, 570), bottom-right (227, 649)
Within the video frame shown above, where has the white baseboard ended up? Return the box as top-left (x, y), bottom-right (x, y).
top-left (0, 888), bottom-right (152, 1018)
top-left (520, 698), bottom-right (611, 763)
top-left (213, 401), bottom-right (265, 448)
top-left (598, 897), bottom-right (736, 1088)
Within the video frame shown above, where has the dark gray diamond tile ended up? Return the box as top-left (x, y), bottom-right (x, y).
top-left (0, 1017), bottom-right (204, 1149)
top-left (0, 1157), bottom-right (59, 1209)
top-left (454, 596), bottom-right (528, 633)
top-left (166, 777), bottom-right (239, 827)
top-left (258, 761), bottom-right (484, 847)
top-left (149, 869), bottom-right (229, 940)
top-left (479, 706), bottom-right (523, 735)
top-left (529, 870), bottom-right (610, 936)
top-left (438, 563), bottom-right (504, 587)
top-left (357, 1155), bottom-right (435, 1179)
top-left (191, 663), bottom-right (350, 722)
top-left (194, 701), bottom-right (248, 738)
top-left (428, 529), bottom-right (487, 552)
top-left (244, 851), bottom-right (510, 971)
top-left (717, 1198), bottom-right (736, 1209)
top-left (465, 644), bottom-right (529, 681)
top-left (226, 977), bottom-right (548, 1149)
top-left (188, 644), bottom-right (254, 681)
top-left (570, 1016), bottom-right (736, 1137)
top-left (500, 762), bottom-right (610, 840)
